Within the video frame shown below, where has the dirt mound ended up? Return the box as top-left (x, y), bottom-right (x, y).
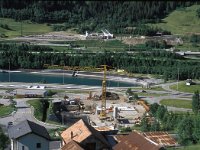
top-left (116, 36), bottom-right (148, 45)
top-left (93, 92), bottom-right (119, 100)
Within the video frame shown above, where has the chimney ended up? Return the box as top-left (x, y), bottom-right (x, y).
top-left (71, 131), bottom-right (73, 139)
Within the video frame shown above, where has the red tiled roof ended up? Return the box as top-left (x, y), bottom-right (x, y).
top-left (61, 119), bottom-right (109, 147)
top-left (61, 119), bottom-right (91, 144)
top-left (143, 132), bottom-right (178, 147)
top-left (113, 131), bottom-right (161, 150)
top-left (61, 140), bottom-right (84, 150)
top-left (114, 134), bottom-right (127, 143)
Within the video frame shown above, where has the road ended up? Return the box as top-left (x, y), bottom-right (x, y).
top-left (0, 81), bottom-right (194, 130)
top-left (141, 82), bottom-right (193, 112)
top-left (0, 98), bottom-right (63, 129)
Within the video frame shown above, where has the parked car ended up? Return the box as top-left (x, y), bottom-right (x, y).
top-left (7, 121), bottom-right (13, 128)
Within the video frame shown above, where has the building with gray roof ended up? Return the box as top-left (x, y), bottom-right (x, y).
top-left (8, 120), bottom-right (60, 150)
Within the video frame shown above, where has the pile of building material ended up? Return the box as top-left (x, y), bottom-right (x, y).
top-left (93, 92), bottom-right (120, 100)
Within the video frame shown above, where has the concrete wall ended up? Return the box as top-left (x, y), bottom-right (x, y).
top-left (16, 133), bottom-right (49, 150)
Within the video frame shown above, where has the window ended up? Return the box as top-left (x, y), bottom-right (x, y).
top-left (22, 146), bottom-right (24, 150)
top-left (36, 143), bottom-right (41, 148)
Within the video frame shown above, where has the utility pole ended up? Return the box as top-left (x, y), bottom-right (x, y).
top-left (62, 64), bottom-right (65, 84)
top-left (9, 60), bottom-right (10, 82)
top-left (1, 1), bottom-right (4, 18)
top-left (20, 12), bottom-right (23, 37)
top-left (177, 68), bottom-right (179, 91)
top-left (63, 69), bottom-right (64, 84)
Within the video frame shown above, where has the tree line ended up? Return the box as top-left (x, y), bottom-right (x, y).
top-left (0, 1), bottom-right (197, 34)
top-left (0, 43), bottom-right (200, 80)
top-left (141, 91), bottom-right (200, 145)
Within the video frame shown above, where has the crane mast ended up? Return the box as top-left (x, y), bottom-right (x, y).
top-left (100, 65), bottom-right (107, 119)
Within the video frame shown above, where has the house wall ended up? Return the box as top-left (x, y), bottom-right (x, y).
top-left (11, 139), bottom-right (17, 150)
top-left (81, 135), bottom-right (109, 150)
top-left (16, 133), bottom-right (49, 150)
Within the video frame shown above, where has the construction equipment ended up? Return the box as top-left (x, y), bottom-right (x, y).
top-left (137, 100), bottom-right (150, 112)
top-left (99, 65), bottom-right (108, 119)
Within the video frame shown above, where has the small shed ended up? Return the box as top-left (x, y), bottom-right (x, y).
top-left (186, 79), bottom-right (193, 86)
top-left (16, 89), bottom-right (47, 98)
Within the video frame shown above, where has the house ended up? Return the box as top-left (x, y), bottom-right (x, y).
top-left (142, 132), bottom-right (179, 147)
top-left (8, 120), bottom-right (60, 150)
top-left (15, 89), bottom-right (47, 98)
top-left (61, 140), bottom-right (85, 150)
top-left (61, 119), bottom-right (111, 150)
top-left (113, 131), bottom-right (162, 150)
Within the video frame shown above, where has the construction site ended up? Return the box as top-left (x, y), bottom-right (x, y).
top-left (49, 65), bottom-right (148, 132)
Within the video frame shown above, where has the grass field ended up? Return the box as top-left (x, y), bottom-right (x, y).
top-left (50, 39), bottom-right (128, 51)
top-left (131, 86), bottom-right (165, 91)
top-left (65, 90), bottom-right (90, 94)
top-left (170, 82), bottom-right (200, 93)
top-left (27, 99), bottom-right (43, 121)
top-left (137, 92), bottom-right (167, 97)
top-left (148, 86), bottom-right (166, 91)
top-left (168, 144), bottom-right (200, 150)
top-left (175, 43), bottom-right (200, 52)
top-left (160, 99), bottom-right (192, 109)
top-left (149, 5), bottom-right (200, 34)
top-left (0, 18), bottom-right (52, 37)
top-left (0, 105), bottom-right (15, 117)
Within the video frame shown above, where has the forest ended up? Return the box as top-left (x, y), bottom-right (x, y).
top-left (1, 1), bottom-right (200, 80)
top-left (0, 1), bottom-right (198, 33)
top-left (0, 43), bottom-right (200, 80)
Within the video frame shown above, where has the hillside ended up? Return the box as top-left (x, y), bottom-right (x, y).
top-left (0, 1), bottom-right (196, 34)
top-left (149, 5), bottom-right (200, 35)
top-left (0, 18), bottom-right (52, 38)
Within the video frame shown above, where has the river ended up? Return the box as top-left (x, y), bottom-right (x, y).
top-left (0, 72), bottom-right (137, 87)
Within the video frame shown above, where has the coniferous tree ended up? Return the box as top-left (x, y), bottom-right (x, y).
top-left (141, 116), bottom-right (150, 132)
top-left (177, 116), bottom-right (194, 145)
top-left (192, 91), bottom-right (200, 114)
top-left (193, 114), bottom-right (200, 143)
top-left (0, 127), bottom-right (9, 149)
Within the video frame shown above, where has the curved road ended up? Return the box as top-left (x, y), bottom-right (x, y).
top-left (0, 98), bottom-right (64, 129)
top-left (143, 82), bottom-right (193, 112)
top-left (0, 81), bottom-right (194, 129)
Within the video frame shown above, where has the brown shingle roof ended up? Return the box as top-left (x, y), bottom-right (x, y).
top-left (143, 132), bottom-right (178, 147)
top-left (61, 119), bottom-right (91, 144)
top-left (113, 131), bottom-right (161, 150)
top-left (61, 140), bottom-right (84, 150)
top-left (61, 119), bottom-right (109, 147)
top-left (114, 134), bottom-right (128, 143)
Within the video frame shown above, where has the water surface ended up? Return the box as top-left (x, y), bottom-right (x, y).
top-left (0, 72), bottom-right (137, 87)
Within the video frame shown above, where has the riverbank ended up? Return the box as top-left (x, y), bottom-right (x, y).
top-left (0, 69), bottom-right (164, 87)
top-left (32, 69), bottom-right (163, 86)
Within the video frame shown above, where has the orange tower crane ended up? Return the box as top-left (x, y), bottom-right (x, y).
top-left (99, 65), bottom-right (107, 119)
